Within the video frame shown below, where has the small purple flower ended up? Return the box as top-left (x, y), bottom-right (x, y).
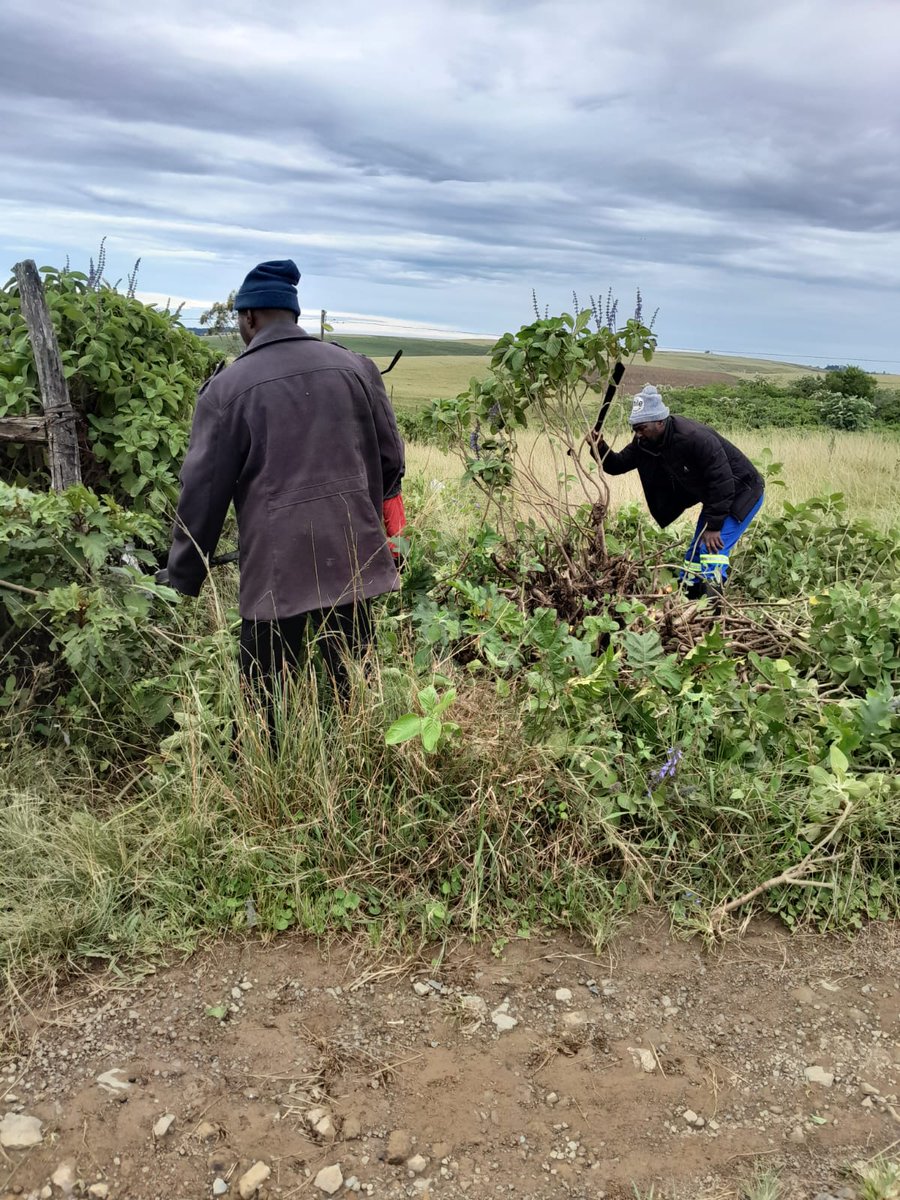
top-left (469, 428), bottom-right (481, 454)
top-left (648, 747), bottom-right (683, 792)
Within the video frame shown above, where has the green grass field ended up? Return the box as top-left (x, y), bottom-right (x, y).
top-left (364, 344), bottom-right (900, 413)
top-left (199, 331), bottom-right (898, 402)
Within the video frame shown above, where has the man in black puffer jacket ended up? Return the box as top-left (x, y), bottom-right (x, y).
top-left (596, 385), bottom-right (764, 600)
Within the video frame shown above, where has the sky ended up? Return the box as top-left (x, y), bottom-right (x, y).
top-left (1, 0), bottom-right (898, 365)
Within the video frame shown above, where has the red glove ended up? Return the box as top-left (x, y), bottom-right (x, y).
top-left (382, 494), bottom-right (406, 565)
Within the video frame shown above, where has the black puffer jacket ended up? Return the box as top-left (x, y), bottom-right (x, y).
top-left (599, 416), bottom-right (764, 532)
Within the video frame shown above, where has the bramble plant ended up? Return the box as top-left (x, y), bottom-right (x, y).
top-left (0, 259), bottom-right (220, 527)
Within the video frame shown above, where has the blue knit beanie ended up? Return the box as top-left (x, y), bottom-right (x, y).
top-left (234, 260), bottom-right (301, 314)
top-left (628, 384), bottom-right (670, 426)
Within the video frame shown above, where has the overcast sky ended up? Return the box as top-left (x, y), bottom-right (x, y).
top-left (1, 0), bottom-right (898, 364)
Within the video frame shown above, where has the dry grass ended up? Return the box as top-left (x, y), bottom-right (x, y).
top-left (406, 429), bottom-right (900, 529)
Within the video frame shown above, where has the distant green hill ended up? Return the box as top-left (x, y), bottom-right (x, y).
top-left (328, 335), bottom-right (493, 357)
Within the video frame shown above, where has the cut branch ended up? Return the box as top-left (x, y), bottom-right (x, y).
top-left (710, 801), bottom-right (854, 930)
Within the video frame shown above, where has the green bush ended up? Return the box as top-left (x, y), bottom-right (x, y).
top-left (0, 265), bottom-right (220, 528)
top-left (819, 391), bottom-right (875, 431)
top-left (648, 374), bottom-right (899, 433)
top-left (0, 482), bottom-right (185, 741)
top-left (660, 380), bottom-right (822, 429)
top-left (822, 364), bottom-right (877, 401)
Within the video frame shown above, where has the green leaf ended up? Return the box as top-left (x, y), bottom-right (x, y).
top-left (432, 688), bottom-right (457, 717)
top-left (385, 714), bottom-right (422, 745)
top-left (420, 716), bottom-right (442, 752)
top-left (828, 743), bottom-right (849, 778)
top-left (205, 1005), bottom-right (227, 1020)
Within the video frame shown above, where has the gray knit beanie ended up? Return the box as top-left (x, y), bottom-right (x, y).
top-left (628, 384), bottom-right (670, 426)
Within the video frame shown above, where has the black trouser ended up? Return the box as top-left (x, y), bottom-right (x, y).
top-left (239, 601), bottom-right (373, 738)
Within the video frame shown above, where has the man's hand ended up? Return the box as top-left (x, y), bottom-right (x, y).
top-left (704, 529), bottom-right (724, 553)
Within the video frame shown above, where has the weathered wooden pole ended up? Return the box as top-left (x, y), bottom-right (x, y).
top-left (12, 259), bottom-right (82, 490)
top-left (320, 308), bottom-right (326, 341)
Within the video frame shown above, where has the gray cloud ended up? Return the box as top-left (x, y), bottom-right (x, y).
top-left (1, 0), bottom-right (898, 360)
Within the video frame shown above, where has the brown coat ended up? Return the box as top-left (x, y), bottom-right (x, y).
top-left (166, 325), bottom-right (405, 620)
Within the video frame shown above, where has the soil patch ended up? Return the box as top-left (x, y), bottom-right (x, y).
top-left (619, 366), bottom-right (740, 389)
top-left (1, 916), bottom-right (898, 1200)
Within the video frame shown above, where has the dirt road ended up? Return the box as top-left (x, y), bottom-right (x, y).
top-left (1, 917), bottom-right (897, 1200)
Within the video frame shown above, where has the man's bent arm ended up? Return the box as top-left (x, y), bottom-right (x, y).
top-left (593, 437), bottom-right (639, 475)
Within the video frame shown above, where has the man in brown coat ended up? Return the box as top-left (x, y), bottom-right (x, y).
top-left (164, 259), bottom-right (405, 714)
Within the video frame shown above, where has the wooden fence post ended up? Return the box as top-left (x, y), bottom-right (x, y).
top-left (12, 259), bottom-right (82, 491)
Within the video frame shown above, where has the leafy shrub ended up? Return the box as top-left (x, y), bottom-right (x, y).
top-left (0, 482), bottom-right (182, 740)
top-left (0, 265), bottom-right (220, 529)
top-left (873, 388), bottom-right (900, 426)
top-left (740, 494), bottom-right (899, 598)
top-left (656, 373), bottom-right (899, 431)
top-left (661, 380), bottom-right (821, 429)
top-left (822, 364), bottom-right (877, 401)
top-left (819, 391), bottom-right (875, 431)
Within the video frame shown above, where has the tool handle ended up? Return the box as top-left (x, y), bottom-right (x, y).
top-left (591, 360), bottom-right (627, 438)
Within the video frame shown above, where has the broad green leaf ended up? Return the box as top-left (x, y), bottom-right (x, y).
top-left (384, 714), bottom-right (422, 745)
top-left (420, 716), bottom-right (442, 752)
top-left (828, 743), bottom-right (849, 777)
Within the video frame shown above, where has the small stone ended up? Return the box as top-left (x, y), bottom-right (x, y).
top-left (860, 1082), bottom-right (880, 1097)
top-left (805, 1065), bottom-right (834, 1087)
top-left (231, 987), bottom-right (243, 1000)
top-left (88, 1186), bottom-right (110, 1199)
top-left (316, 1114), bottom-right (336, 1139)
top-left (342, 1115), bottom-right (362, 1140)
top-left (459, 994), bottom-right (488, 1020)
top-left (682, 1110), bottom-right (704, 1128)
top-left (546, 1092), bottom-right (559, 1106)
top-left (238, 1161), bottom-right (271, 1199)
top-left (788, 1126), bottom-right (805, 1144)
top-left (492, 1011), bottom-right (518, 1032)
top-left (628, 1047), bottom-right (657, 1074)
top-left (407, 1154), bottom-right (428, 1174)
top-left (41, 1187), bottom-right (54, 1200)
top-left (313, 1164), bottom-right (343, 1194)
top-left (386, 1129), bottom-right (413, 1164)
top-left (51, 1162), bottom-right (77, 1192)
top-left (562, 1010), bottom-right (588, 1027)
top-left (196, 1121), bottom-right (219, 1141)
top-left (213, 1181), bottom-right (229, 1197)
top-left (413, 982), bottom-right (431, 997)
top-left (792, 987), bottom-right (817, 1006)
top-left (0, 1112), bottom-right (43, 1149)
top-left (153, 1113), bottom-right (176, 1138)
top-left (96, 1069), bottom-right (131, 1094)
top-left (554, 988), bottom-right (573, 1003)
